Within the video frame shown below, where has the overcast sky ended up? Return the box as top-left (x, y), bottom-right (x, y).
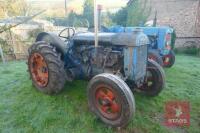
top-left (29, 0), bottom-right (128, 8)
top-left (28, 0), bottom-right (128, 12)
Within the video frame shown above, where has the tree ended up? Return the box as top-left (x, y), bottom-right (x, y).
top-left (111, 7), bottom-right (128, 26)
top-left (82, 0), bottom-right (94, 27)
top-left (67, 11), bottom-right (79, 26)
top-left (101, 11), bottom-right (114, 27)
top-left (126, 0), bottom-right (151, 26)
top-left (0, 0), bottom-right (31, 17)
top-left (111, 0), bottom-right (151, 26)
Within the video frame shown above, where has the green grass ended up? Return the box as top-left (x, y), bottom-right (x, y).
top-left (0, 55), bottom-right (200, 133)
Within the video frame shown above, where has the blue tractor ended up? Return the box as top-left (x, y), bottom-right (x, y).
top-left (102, 26), bottom-right (176, 68)
top-left (27, 28), bottom-right (165, 128)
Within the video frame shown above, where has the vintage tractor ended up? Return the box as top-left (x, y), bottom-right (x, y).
top-left (27, 28), bottom-right (165, 128)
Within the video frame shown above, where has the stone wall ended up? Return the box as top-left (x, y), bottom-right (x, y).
top-left (176, 37), bottom-right (200, 49)
top-left (148, 0), bottom-right (200, 48)
top-left (195, 1), bottom-right (200, 35)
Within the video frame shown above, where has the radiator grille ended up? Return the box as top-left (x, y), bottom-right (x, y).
top-left (123, 45), bottom-right (148, 81)
top-left (133, 45), bottom-right (148, 81)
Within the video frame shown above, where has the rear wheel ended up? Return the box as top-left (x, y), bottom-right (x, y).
top-left (148, 50), bottom-right (164, 67)
top-left (138, 59), bottom-right (165, 96)
top-left (163, 50), bottom-right (175, 68)
top-left (28, 41), bottom-right (66, 94)
top-left (87, 73), bottom-right (135, 128)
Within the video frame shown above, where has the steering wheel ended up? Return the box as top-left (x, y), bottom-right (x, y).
top-left (59, 27), bottom-right (76, 39)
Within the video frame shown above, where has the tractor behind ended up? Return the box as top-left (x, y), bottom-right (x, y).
top-left (104, 26), bottom-right (176, 68)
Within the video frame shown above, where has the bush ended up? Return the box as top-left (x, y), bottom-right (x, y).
top-left (175, 46), bottom-right (200, 56)
top-left (28, 28), bottom-right (44, 41)
top-left (126, 0), bottom-right (151, 26)
top-left (111, 0), bottom-right (151, 26)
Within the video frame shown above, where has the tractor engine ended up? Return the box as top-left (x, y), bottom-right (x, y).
top-left (73, 44), bottom-right (123, 77)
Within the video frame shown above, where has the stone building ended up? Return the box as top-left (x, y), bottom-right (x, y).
top-left (148, 0), bottom-right (200, 47)
top-left (195, 1), bottom-right (200, 35)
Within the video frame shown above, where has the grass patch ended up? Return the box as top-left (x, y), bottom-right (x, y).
top-left (0, 55), bottom-right (200, 133)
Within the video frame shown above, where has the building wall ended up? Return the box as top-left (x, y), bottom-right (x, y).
top-left (148, 0), bottom-right (200, 47)
top-left (195, 1), bottom-right (200, 35)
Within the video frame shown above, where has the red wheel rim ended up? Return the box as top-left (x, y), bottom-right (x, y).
top-left (30, 53), bottom-right (49, 87)
top-left (163, 55), bottom-right (171, 66)
top-left (148, 55), bottom-right (157, 62)
top-left (95, 85), bottom-right (121, 120)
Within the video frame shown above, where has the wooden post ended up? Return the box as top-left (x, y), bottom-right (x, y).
top-left (94, 0), bottom-right (98, 48)
top-left (97, 4), bottom-right (102, 31)
top-left (65, 0), bottom-right (67, 17)
top-left (0, 44), bottom-right (5, 63)
top-left (8, 29), bottom-right (16, 60)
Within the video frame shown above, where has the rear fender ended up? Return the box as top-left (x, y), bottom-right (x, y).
top-left (36, 32), bottom-right (66, 55)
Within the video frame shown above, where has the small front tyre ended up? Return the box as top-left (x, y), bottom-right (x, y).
top-left (87, 73), bottom-right (135, 128)
top-left (163, 50), bottom-right (175, 68)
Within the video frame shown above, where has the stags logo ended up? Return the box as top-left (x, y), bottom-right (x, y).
top-left (165, 101), bottom-right (190, 127)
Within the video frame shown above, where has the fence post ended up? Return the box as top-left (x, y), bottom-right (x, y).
top-left (8, 29), bottom-right (16, 60)
top-left (0, 44), bottom-right (5, 64)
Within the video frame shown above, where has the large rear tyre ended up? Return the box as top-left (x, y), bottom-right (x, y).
top-left (163, 50), bottom-right (175, 68)
top-left (28, 41), bottom-right (66, 94)
top-left (138, 59), bottom-right (165, 97)
top-left (148, 50), bottom-right (164, 67)
top-left (87, 73), bottom-right (135, 128)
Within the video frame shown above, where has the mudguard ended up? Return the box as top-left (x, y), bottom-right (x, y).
top-left (36, 32), bottom-right (66, 54)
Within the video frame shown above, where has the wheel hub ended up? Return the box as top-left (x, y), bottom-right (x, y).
top-left (164, 55), bottom-right (171, 65)
top-left (30, 53), bottom-right (49, 87)
top-left (95, 85), bottom-right (121, 120)
top-left (149, 55), bottom-right (157, 61)
top-left (101, 98), bottom-right (111, 106)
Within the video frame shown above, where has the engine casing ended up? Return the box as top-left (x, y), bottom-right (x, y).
top-left (65, 29), bottom-right (149, 85)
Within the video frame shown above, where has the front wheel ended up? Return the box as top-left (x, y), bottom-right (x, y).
top-left (163, 50), bottom-right (175, 68)
top-left (87, 73), bottom-right (135, 128)
top-left (138, 59), bottom-right (165, 97)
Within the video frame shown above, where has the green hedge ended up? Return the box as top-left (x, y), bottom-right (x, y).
top-left (175, 47), bottom-right (200, 56)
